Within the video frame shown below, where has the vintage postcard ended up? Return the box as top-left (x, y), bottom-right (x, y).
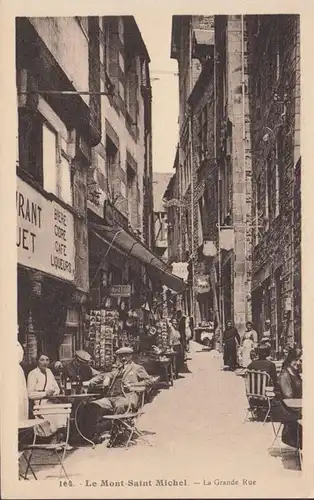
top-left (1, 0), bottom-right (314, 498)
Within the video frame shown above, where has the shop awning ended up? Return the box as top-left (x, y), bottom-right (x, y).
top-left (89, 223), bottom-right (187, 293)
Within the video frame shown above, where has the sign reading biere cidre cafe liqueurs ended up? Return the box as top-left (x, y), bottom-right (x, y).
top-left (16, 178), bottom-right (75, 282)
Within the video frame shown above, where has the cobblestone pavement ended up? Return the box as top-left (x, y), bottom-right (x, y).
top-left (34, 342), bottom-right (308, 498)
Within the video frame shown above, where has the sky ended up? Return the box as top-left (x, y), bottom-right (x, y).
top-left (135, 13), bottom-right (179, 174)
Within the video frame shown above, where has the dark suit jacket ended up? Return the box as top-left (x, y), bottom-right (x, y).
top-left (247, 359), bottom-right (278, 386)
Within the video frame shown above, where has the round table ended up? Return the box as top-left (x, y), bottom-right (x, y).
top-left (19, 419), bottom-right (44, 429)
top-left (283, 398), bottom-right (302, 410)
top-left (43, 394), bottom-right (99, 448)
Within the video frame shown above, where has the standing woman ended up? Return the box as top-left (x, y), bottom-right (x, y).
top-left (27, 353), bottom-right (66, 437)
top-left (222, 320), bottom-right (241, 371)
top-left (241, 322), bottom-right (258, 368)
top-left (169, 318), bottom-right (184, 376)
top-left (176, 310), bottom-right (187, 353)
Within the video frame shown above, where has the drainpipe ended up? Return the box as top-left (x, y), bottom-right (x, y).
top-left (189, 111), bottom-right (195, 321)
top-left (214, 22), bottom-right (223, 349)
top-left (241, 14), bottom-right (248, 328)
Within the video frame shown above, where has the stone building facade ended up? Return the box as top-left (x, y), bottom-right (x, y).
top-left (16, 16), bottom-right (101, 361)
top-left (170, 15), bottom-right (216, 318)
top-left (168, 14), bottom-right (300, 349)
top-left (170, 15), bottom-right (253, 338)
top-left (214, 15), bottom-right (253, 338)
top-left (87, 16), bottom-right (156, 312)
top-left (247, 14), bottom-right (301, 351)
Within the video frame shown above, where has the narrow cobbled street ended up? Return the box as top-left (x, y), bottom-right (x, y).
top-left (35, 342), bottom-right (306, 498)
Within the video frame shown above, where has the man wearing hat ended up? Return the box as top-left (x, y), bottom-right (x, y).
top-left (83, 346), bottom-right (153, 443)
top-left (54, 350), bottom-right (100, 391)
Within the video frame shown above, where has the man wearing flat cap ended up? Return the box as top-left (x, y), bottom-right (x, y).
top-left (54, 350), bottom-right (100, 392)
top-left (84, 346), bottom-right (154, 443)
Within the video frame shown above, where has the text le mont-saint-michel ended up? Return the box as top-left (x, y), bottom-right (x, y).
top-left (59, 478), bottom-right (257, 488)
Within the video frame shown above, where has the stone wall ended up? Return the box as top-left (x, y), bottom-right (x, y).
top-left (247, 15), bottom-right (301, 347)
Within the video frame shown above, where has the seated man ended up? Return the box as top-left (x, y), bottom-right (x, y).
top-left (246, 344), bottom-right (278, 419)
top-left (54, 350), bottom-right (100, 393)
top-left (247, 343), bottom-right (278, 387)
top-left (84, 347), bottom-right (154, 443)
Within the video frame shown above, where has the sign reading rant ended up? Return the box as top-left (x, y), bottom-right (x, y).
top-left (17, 178), bottom-right (75, 281)
top-left (109, 285), bottom-right (131, 297)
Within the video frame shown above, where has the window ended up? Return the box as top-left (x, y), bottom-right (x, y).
top-left (255, 78), bottom-right (262, 121)
top-left (127, 163), bottom-right (136, 224)
top-left (274, 134), bottom-right (282, 218)
top-left (106, 136), bottom-right (118, 198)
top-left (276, 31), bottom-right (280, 82)
top-left (255, 174), bottom-right (263, 244)
top-left (102, 17), bottom-right (119, 92)
top-left (198, 199), bottom-right (204, 246)
top-left (59, 333), bottom-right (75, 360)
top-left (43, 123), bottom-right (73, 206)
top-left (198, 105), bottom-right (208, 163)
top-left (265, 157), bottom-right (272, 229)
top-left (99, 40), bottom-right (104, 66)
top-left (60, 154), bottom-right (72, 206)
top-left (103, 19), bottom-right (111, 74)
top-left (141, 59), bottom-right (148, 87)
top-left (19, 112), bottom-right (44, 185)
top-left (275, 267), bottom-right (283, 352)
top-left (185, 210), bottom-right (189, 253)
top-left (43, 124), bottom-right (57, 195)
top-left (125, 49), bottom-right (138, 125)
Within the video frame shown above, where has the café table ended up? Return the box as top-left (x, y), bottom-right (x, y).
top-left (19, 419), bottom-right (44, 430)
top-left (283, 398), bottom-right (302, 410)
top-left (43, 393), bottom-right (99, 448)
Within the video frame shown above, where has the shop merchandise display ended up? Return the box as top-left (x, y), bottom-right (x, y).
top-left (87, 309), bottom-right (119, 371)
top-left (157, 319), bottom-right (169, 351)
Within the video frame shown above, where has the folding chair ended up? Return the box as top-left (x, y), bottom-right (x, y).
top-left (23, 403), bottom-right (72, 479)
top-left (243, 370), bottom-right (273, 424)
top-left (297, 420), bottom-right (303, 468)
top-left (19, 450), bottom-right (37, 480)
top-left (103, 387), bottom-right (151, 448)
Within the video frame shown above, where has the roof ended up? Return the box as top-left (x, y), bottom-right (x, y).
top-left (170, 15), bottom-right (191, 59)
top-left (153, 172), bottom-right (173, 212)
top-left (163, 174), bottom-right (176, 200)
top-left (124, 16), bottom-right (150, 63)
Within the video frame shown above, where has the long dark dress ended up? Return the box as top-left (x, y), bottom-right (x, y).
top-left (223, 326), bottom-right (241, 370)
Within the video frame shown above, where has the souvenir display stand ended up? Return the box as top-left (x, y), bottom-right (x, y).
top-left (86, 308), bottom-right (119, 371)
top-left (156, 319), bottom-right (169, 351)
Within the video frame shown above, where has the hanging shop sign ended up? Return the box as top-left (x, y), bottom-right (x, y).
top-left (219, 228), bottom-right (234, 251)
top-left (109, 284), bottom-right (132, 297)
top-left (171, 262), bottom-right (189, 282)
top-left (17, 178), bottom-right (75, 282)
top-left (195, 275), bottom-right (211, 294)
